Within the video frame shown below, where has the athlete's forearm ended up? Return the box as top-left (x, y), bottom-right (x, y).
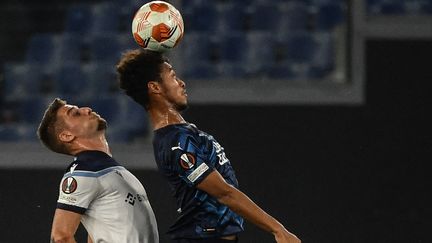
top-left (217, 185), bottom-right (287, 235)
top-left (50, 235), bottom-right (77, 243)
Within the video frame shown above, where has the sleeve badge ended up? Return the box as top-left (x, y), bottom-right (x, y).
top-left (61, 177), bottom-right (78, 194)
top-left (179, 153), bottom-right (196, 170)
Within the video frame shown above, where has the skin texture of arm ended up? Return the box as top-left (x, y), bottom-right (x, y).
top-left (50, 209), bottom-right (81, 243)
top-left (196, 170), bottom-right (301, 243)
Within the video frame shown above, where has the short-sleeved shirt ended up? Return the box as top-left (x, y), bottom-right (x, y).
top-left (153, 123), bottom-right (244, 239)
top-left (57, 150), bottom-right (159, 243)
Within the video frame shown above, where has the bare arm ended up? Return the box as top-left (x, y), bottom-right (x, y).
top-left (87, 235), bottom-right (93, 243)
top-left (50, 209), bottom-right (81, 243)
top-left (196, 170), bottom-right (300, 243)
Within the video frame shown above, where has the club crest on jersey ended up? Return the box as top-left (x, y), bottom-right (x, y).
top-left (179, 153), bottom-right (196, 170)
top-left (61, 176), bottom-right (78, 194)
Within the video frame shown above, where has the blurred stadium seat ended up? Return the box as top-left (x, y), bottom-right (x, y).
top-left (216, 3), bottom-right (247, 34)
top-left (56, 64), bottom-right (90, 96)
top-left (421, 1), bottom-right (432, 14)
top-left (180, 32), bottom-right (219, 64)
top-left (0, 123), bottom-right (41, 141)
top-left (56, 33), bottom-right (85, 65)
top-left (17, 96), bottom-right (51, 124)
top-left (182, 1), bottom-right (218, 33)
top-left (3, 63), bottom-right (35, 97)
top-left (3, 63), bottom-right (55, 97)
top-left (91, 2), bottom-right (121, 34)
top-left (278, 31), bottom-right (317, 64)
top-left (278, 1), bottom-right (310, 32)
top-left (218, 33), bottom-right (247, 63)
top-left (0, 125), bottom-right (20, 141)
top-left (217, 62), bottom-right (247, 80)
top-left (268, 63), bottom-right (295, 80)
top-left (118, 34), bottom-right (138, 52)
top-left (84, 63), bottom-right (119, 95)
top-left (105, 126), bottom-right (132, 142)
top-left (25, 33), bottom-right (59, 65)
top-left (378, 1), bottom-right (406, 15)
top-left (365, 0), bottom-right (432, 15)
top-left (311, 32), bottom-right (335, 76)
top-left (121, 97), bottom-right (149, 140)
top-left (243, 32), bottom-right (275, 76)
top-left (183, 62), bottom-right (219, 80)
top-left (248, 3), bottom-right (282, 31)
top-left (314, 2), bottom-right (345, 30)
top-left (64, 4), bottom-right (93, 34)
top-left (123, 98), bottom-right (148, 129)
top-left (93, 96), bottom-right (150, 142)
top-left (89, 34), bottom-right (122, 63)
top-left (87, 95), bottom-right (122, 124)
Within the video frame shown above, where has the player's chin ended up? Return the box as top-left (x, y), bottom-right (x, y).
top-left (97, 119), bottom-right (108, 131)
top-left (176, 101), bottom-right (188, 112)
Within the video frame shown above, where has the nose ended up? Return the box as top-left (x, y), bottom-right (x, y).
top-left (81, 107), bottom-right (92, 115)
top-left (178, 78), bottom-right (186, 88)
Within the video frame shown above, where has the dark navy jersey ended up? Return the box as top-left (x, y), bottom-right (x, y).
top-left (153, 123), bottom-right (244, 239)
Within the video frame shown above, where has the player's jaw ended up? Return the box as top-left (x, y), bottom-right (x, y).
top-left (85, 111), bottom-right (107, 132)
top-left (162, 78), bottom-right (188, 111)
top-left (173, 83), bottom-right (188, 111)
top-left (95, 113), bottom-right (108, 131)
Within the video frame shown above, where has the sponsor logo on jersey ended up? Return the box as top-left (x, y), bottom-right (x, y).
top-left (179, 153), bottom-right (196, 169)
top-left (59, 195), bottom-right (77, 204)
top-left (171, 142), bottom-right (183, 151)
top-left (213, 141), bottom-right (229, 165)
top-left (62, 177), bottom-right (78, 194)
top-left (70, 163), bottom-right (78, 173)
top-left (114, 170), bottom-right (123, 178)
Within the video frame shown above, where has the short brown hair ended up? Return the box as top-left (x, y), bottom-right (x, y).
top-left (37, 98), bottom-right (70, 155)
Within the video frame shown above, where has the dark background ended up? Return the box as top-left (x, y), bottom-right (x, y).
top-left (1, 40), bottom-right (431, 242)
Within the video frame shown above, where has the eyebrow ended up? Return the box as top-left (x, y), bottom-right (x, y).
top-left (66, 106), bottom-right (75, 116)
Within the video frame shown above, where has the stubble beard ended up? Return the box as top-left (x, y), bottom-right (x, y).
top-left (97, 118), bottom-right (108, 131)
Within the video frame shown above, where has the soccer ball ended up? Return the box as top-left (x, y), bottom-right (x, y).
top-left (132, 1), bottom-right (184, 52)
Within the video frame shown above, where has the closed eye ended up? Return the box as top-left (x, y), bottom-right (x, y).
top-left (72, 110), bottom-right (80, 116)
top-left (66, 107), bottom-right (80, 117)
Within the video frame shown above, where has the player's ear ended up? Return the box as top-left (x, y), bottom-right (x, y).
top-left (59, 130), bottom-right (75, 143)
top-left (148, 81), bottom-right (162, 94)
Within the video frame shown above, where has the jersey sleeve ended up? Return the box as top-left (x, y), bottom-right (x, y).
top-left (56, 175), bottom-right (100, 214)
top-left (168, 130), bottom-right (215, 187)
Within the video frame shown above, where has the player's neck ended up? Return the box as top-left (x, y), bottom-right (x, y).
top-left (70, 135), bottom-right (112, 157)
top-left (148, 105), bottom-right (186, 130)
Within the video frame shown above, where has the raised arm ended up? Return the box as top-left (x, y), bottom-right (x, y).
top-left (50, 209), bottom-right (81, 243)
top-left (196, 170), bottom-right (301, 243)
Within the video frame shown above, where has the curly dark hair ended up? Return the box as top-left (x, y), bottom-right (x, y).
top-left (116, 49), bottom-right (169, 110)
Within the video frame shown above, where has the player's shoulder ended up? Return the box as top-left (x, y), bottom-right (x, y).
top-left (63, 151), bottom-right (122, 177)
top-left (154, 123), bottom-right (199, 140)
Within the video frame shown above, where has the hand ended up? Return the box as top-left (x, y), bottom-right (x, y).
top-left (274, 228), bottom-right (301, 243)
